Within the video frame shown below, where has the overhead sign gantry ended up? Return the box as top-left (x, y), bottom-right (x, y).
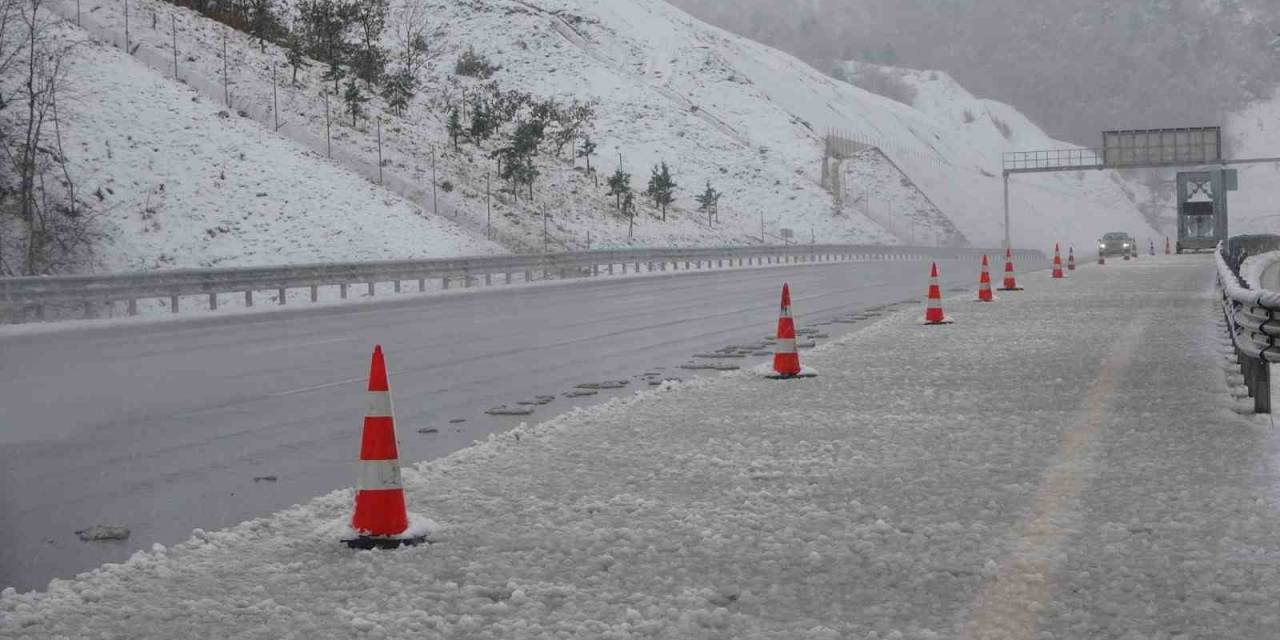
top-left (1000, 126), bottom-right (1272, 250)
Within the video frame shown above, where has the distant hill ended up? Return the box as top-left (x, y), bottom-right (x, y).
top-left (671, 0), bottom-right (1280, 145)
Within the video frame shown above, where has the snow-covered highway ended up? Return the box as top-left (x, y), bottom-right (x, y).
top-left (0, 256), bottom-right (985, 593)
top-left (5, 255), bottom-right (1278, 639)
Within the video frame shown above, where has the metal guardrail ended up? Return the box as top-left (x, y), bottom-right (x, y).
top-left (0, 244), bottom-right (1045, 324)
top-left (1215, 237), bottom-right (1280, 413)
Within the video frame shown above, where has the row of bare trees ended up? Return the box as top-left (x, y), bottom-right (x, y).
top-left (0, 0), bottom-right (95, 276)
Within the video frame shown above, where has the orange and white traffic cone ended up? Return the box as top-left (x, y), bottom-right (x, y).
top-left (1067, 247), bottom-right (1076, 271)
top-left (976, 255), bottom-right (994, 302)
top-left (998, 248), bottom-right (1023, 291)
top-left (765, 284), bottom-right (815, 379)
top-left (344, 345), bottom-right (428, 549)
top-left (1051, 244), bottom-right (1064, 279)
top-left (924, 262), bottom-right (953, 324)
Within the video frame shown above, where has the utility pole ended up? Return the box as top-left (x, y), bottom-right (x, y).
top-left (543, 205), bottom-right (550, 254)
top-left (271, 62), bottom-right (279, 131)
top-left (323, 92), bottom-right (331, 158)
top-left (222, 29), bottom-right (230, 108)
top-left (1002, 172), bottom-right (1011, 250)
top-left (171, 15), bottom-right (178, 79)
top-left (486, 171), bottom-right (491, 240)
top-left (376, 119), bottom-right (383, 185)
top-left (431, 146), bottom-right (438, 215)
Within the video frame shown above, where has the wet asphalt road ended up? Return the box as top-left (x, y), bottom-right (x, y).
top-left (0, 256), bottom-right (994, 591)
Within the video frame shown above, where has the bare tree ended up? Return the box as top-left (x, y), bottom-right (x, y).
top-left (0, 0), bottom-right (97, 276)
top-left (392, 2), bottom-right (436, 79)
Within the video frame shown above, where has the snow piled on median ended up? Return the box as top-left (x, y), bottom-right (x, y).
top-left (4, 257), bottom-right (1280, 639)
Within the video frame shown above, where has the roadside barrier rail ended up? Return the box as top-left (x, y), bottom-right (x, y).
top-left (0, 244), bottom-right (1043, 323)
top-left (1215, 237), bottom-right (1280, 413)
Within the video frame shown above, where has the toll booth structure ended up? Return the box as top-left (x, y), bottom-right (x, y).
top-left (1177, 169), bottom-right (1236, 254)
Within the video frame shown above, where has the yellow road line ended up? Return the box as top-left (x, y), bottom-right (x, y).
top-left (960, 318), bottom-right (1143, 640)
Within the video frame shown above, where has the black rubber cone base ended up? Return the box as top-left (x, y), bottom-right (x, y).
top-left (343, 534), bottom-right (428, 550)
top-left (997, 287), bottom-right (1024, 292)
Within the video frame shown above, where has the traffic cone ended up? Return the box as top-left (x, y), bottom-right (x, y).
top-left (924, 262), bottom-right (953, 324)
top-left (1051, 244), bottom-right (1064, 279)
top-left (998, 248), bottom-right (1023, 291)
top-left (1067, 247), bottom-right (1076, 271)
top-left (344, 345), bottom-right (427, 550)
top-left (976, 255), bottom-right (994, 302)
top-left (766, 284), bottom-right (814, 379)
top-left (1165, 237), bottom-right (1171, 255)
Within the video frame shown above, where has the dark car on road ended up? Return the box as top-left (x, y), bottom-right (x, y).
top-left (1098, 232), bottom-right (1135, 257)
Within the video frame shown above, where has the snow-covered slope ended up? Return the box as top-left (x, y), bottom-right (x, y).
top-left (39, 16), bottom-right (500, 273)
top-left (834, 62), bottom-right (1163, 247)
top-left (54, 0), bottom-right (1154, 258)
top-left (1223, 92), bottom-right (1280, 236)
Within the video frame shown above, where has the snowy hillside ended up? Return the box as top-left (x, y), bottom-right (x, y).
top-left (1222, 92), bottom-right (1280, 236)
top-left (35, 13), bottom-right (500, 273)
top-left (51, 0), bottom-right (1155, 259)
top-left (834, 62), bottom-right (1163, 248)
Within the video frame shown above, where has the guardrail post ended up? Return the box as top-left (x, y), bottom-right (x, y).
top-left (525, 269), bottom-right (532, 282)
top-left (485, 273), bottom-right (492, 286)
top-left (394, 280), bottom-right (402, 293)
top-left (339, 284), bottom-right (348, 300)
top-left (1257, 359), bottom-right (1272, 414)
top-left (244, 291), bottom-right (253, 308)
top-left (608, 264), bottom-right (614, 275)
top-left (278, 288), bottom-right (286, 305)
top-left (593, 264), bottom-right (600, 277)
top-left (442, 277), bottom-right (450, 290)
top-left (505, 272), bottom-right (512, 285)
top-left (367, 282), bottom-right (375, 296)
top-left (209, 293), bottom-right (218, 310)
top-left (418, 278), bottom-right (426, 292)
top-left (312, 285), bottom-right (320, 302)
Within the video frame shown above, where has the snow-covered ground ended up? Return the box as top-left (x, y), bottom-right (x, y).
top-left (50, 0), bottom-right (1153, 260)
top-left (24, 15), bottom-right (500, 273)
top-left (6, 256), bottom-right (1277, 638)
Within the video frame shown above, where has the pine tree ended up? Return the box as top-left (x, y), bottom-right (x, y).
top-left (696, 180), bottom-right (720, 226)
top-left (511, 121), bottom-right (544, 157)
top-left (447, 108), bottom-right (464, 151)
top-left (607, 167), bottom-right (631, 210)
top-left (577, 135), bottom-right (596, 171)
top-left (284, 31), bottom-right (311, 86)
top-left (343, 79), bottom-right (368, 126)
top-left (380, 67), bottom-right (414, 116)
top-left (512, 157), bottom-right (539, 200)
top-left (647, 161), bottom-right (677, 221)
top-left (469, 100), bottom-right (493, 141)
